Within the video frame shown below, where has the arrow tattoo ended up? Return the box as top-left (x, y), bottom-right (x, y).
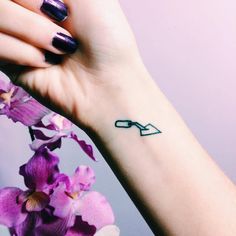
top-left (115, 120), bottom-right (162, 136)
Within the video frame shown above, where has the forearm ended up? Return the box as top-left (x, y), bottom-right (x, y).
top-left (81, 66), bottom-right (236, 236)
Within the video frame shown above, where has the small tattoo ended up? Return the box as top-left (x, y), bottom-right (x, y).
top-left (115, 120), bottom-right (162, 136)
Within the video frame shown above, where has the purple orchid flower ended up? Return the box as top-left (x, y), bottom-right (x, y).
top-left (0, 78), bottom-right (50, 126)
top-left (50, 165), bottom-right (115, 235)
top-left (0, 77), bottom-right (94, 162)
top-left (0, 74), bottom-right (118, 236)
top-left (0, 149), bottom-right (117, 236)
top-left (31, 114), bottom-right (96, 161)
top-left (19, 148), bottom-right (60, 192)
top-left (0, 148), bottom-right (60, 235)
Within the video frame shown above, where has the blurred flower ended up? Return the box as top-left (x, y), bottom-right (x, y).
top-left (31, 114), bottom-right (96, 161)
top-left (0, 149), bottom-right (118, 236)
top-left (0, 78), bottom-right (49, 126)
top-left (35, 113), bottom-right (73, 132)
top-left (0, 74), bottom-right (118, 236)
top-left (0, 148), bottom-right (59, 235)
top-left (0, 77), bottom-right (95, 161)
top-left (0, 187), bottom-right (27, 228)
top-left (19, 148), bottom-right (60, 192)
top-left (50, 165), bottom-right (115, 235)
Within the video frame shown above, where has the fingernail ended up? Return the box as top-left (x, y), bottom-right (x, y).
top-left (45, 51), bottom-right (63, 65)
top-left (40, 0), bottom-right (68, 22)
top-left (52, 33), bottom-right (78, 54)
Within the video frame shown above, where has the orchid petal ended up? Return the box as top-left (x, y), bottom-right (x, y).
top-left (8, 98), bottom-right (50, 126)
top-left (0, 79), bottom-right (50, 126)
top-left (35, 217), bottom-right (71, 236)
top-left (0, 105), bottom-right (9, 115)
top-left (11, 212), bottom-right (41, 236)
top-left (35, 114), bottom-right (72, 131)
top-left (34, 120), bottom-right (57, 130)
top-left (30, 133), bottom-right (66, 151)
top-left (17, 190), bottom-right (32, 205)
top-left (94, 225), bottom-right (120, 236)
top-left (53, 173), bottom-right (71, 191)
top-left (49, 114), bottom-right (72, 131)
top-left (19, 148), bottom-right (59, 191)
top-left (49, 183), bottom-right (73, 219)
top-left (11, 86), bottom-right (29, 102)
top-left (65, 216), bottom-right (96, 236)
top-left (78, 192), bottom-right (115, 230)
top-left (26, 192), bottom-right (50, 212)
top-left (35, 210), bottom-right (75, 236)
top-left (0, 187), bottom-right (27, 227)
top-left (31, 130), bottom-right (95, 160)
top-left (70, 132), bottom-right (96, 161)
top-left (71, 166), bottom-right (95, 192)
top-left (32, 129), bottom-right (52, 141)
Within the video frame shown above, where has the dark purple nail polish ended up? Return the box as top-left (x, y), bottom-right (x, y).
top-left (45, 51), bottom-right (63, 65)
top-left (52, 33), bottom-right (78, 54)
top-left (40, 0), bottom-right (68, 22)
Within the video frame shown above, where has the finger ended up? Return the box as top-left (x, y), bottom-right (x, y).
top-left (0, 32), bottom-right (62, 67)
top-left (12, 0), bottom-right (68, 23)
top-left (0, 1), bottom-right (78, 55)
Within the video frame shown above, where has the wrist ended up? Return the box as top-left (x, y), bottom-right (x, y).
top-left (82, 63), bottom-right (160, 137)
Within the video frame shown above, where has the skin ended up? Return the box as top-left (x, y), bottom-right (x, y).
top-left (0, 0), bottom-right (142, 127)
top-left (1, 0), bottom-right (236, 235)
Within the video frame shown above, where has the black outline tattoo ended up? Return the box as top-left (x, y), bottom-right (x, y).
top-left (115, 120), bottom-right (162, 136)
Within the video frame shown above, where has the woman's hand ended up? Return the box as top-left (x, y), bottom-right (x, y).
top-left (0, 0), bottom-right (149, 129)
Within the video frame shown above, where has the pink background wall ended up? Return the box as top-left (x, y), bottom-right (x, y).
top-left (122, 0), bottom-right (236, 180)
top-left (1, 0), bottom-right (236, 235)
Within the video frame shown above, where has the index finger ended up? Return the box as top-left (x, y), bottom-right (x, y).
top-left (12, 0), bottom-right (68, 22)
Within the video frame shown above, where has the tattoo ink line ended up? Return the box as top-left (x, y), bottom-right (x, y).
top-left (115, 120), bottom-right (161, 136)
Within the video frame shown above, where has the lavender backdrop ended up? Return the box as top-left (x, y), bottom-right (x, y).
top-left (1, 0), bottom-right (236, 235)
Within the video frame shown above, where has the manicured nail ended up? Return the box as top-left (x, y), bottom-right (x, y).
top-left (40, 0), bottom-right (68, 22)
top-left (52, 33), bottom-right (78, 54)
top-left (45, 51), bottom-right (63, 65)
